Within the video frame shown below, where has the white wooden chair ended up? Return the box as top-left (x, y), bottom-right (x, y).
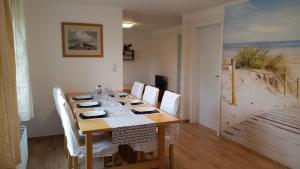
top-left (142, 86), bottom-right (159, 107)
top-left (132, 91), bottom-right (180, 169)
top-left (53, 87), bottom-right (106, 137)
top-left (53, 86), bottom-right (102, 136)
top-left (131, 81), bottom-right (145, 99)
top-left (53, 87), bottom-right (118, 168)
top-left (53, 87), bottom-right (71, 156)
top-left (58, 100), bottom-right (118, 169)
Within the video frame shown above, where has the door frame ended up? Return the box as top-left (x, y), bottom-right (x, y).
top-left (177, 34), bottom-right (182, 93)
top-left (189, 21), bottom-right (224, 136)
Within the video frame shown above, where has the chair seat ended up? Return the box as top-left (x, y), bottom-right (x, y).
top-left (130, 135), bottom-right (172, 153)
top-left (78, 130), bottom-right (104, 137)
top-left (75, 132), bottom-right (118, 158)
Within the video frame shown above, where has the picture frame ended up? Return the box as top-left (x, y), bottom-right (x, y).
top-left (61, 22), bottom-right (103, 57)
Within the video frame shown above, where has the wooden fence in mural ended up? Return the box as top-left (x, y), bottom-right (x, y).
top-left (228, 58), bottom-right (299, 105)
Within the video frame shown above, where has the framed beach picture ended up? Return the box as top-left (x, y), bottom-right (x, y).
top-left (61, 22), bottom-right (103, 57)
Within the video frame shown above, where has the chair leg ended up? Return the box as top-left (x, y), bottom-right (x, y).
top-left (73, 156), bottom-right (78, 169)
top-left (114, 153), bottom-right (123, 166)
top-left (104, 157), bottom-right (112, 168)
top-left (67, 153), bottom-right (72, 169)
top-left (64, 136), bottom-right (68, 157)
top-left (112, 154), bottom-right (117, 166)
top-left (169, 144), bottom-right (174, 169)
top-left (136, 151), bottom-right (143, 162)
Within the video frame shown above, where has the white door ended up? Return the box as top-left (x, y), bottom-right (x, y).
top-left (198, 24), bottom-right (222, 131)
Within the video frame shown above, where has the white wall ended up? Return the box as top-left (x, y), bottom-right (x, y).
top-left (123, 27), bottom-right (181, 93)
top-left (123, 29), bottom-right (152, 86)
top-left (25, 0), bottom-right (123, 137)
top-left (150, 28), bottom-right (181, 92)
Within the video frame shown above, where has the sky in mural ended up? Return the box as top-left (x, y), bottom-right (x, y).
top-left (224, 0), bottom-right (300, 44)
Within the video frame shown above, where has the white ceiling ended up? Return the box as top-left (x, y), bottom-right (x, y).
top-left (58, 0), bottom-right (235, 31)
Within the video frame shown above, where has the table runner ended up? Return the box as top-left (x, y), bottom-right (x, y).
top-left (95, 95), bottom-right (157, 146)
top-left (105, 116), bottom-right (157, 145)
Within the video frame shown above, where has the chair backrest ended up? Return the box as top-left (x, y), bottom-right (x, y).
top-left (53, 87), bottom-right (77, 125)
top-left (53, 87), bottom-right (80, 156)
top-left (160, 91), bottom-right (181, 116)
top-left (131, 81), bottom-right (145, 99)
top-left (53, 86), bottom-right (66, 116)
top-left (59, 101), bottom-right (81, 156)
top-left (142, 86), bottom-right (159, 106)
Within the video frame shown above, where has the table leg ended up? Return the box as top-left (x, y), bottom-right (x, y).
top-left (85, 133), bottom-right (93, 169)
top-left (158, 125), bottom-right (165, 169)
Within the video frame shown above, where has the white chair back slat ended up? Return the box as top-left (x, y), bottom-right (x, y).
top-left (53, 87), bottom-right (77, 125)
top-left (160, 91), bottom-right (181, 116)
top-left (131, 81), bottom-right (145, 99)
top-left (142, 86), bottom-right (159, 106)
top-left (53, 87), bottom-right (65, 117)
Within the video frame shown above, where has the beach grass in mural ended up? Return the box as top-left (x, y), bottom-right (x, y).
top-left (62, 22), bottom-right (103, 57)
top-left (221, 1), bottom-right (300, 167)
top-left (222, 0), bottom-right (300, 129)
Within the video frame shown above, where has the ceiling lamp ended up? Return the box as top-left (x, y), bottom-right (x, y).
top-left (122, 22), bottom-right (135, 28)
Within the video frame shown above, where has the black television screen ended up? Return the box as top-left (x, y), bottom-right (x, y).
top-left (155, 75), bottom-right (165, 88)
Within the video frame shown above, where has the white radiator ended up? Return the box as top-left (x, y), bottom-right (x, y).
top-left (16, 125), bottom-right (28, 169)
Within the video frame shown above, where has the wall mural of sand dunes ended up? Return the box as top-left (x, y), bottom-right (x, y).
top-left (221, 0), bottom-right (300, 168)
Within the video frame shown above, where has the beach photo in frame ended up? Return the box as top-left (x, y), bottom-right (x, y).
top-left (61, 22), bottom-right (103, 57)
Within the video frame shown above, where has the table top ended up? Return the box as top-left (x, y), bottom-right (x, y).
top-left (66, 92), bottom-right (180, 134)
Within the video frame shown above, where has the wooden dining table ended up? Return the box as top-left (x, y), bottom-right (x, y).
top-left (66, 92), bottom-right (180, 169)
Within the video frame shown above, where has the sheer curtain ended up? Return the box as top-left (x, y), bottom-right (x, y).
top-left (12, 0), bottom-right (33, 121)
top-left (0, 0), bottom-right (21, 167)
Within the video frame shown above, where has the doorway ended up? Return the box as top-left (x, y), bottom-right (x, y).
top-left (197, 24), bottom-right (222, 132)
top-left (177, 34), bottom-right (182, 93)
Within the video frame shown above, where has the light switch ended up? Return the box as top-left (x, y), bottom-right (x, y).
top-left (113, 64), bottom-right (117, 72)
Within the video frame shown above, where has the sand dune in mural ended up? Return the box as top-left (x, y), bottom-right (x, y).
top-left (221, 68), bottom-right (298, 129)
top-left (221, 56), bottom-right (300, 168)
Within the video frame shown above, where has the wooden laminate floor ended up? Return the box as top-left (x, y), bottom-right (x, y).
top-left (28, 122), bottom-right (288, 169)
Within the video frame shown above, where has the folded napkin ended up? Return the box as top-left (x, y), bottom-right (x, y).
top-left (132, 109), bottom-right (159, 115)
top-left (131, 106), bottom-right (159, 115)
top-left (119, 101), bottom-right (143, 106)
top-left (131, 102), bottom-right (143, 105)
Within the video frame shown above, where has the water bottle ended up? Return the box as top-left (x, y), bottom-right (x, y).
top-left (96, 84), bottom-right (102, 95)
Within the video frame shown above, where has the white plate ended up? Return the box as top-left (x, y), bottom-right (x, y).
top-left (130, 99), bottom-right (141, 104)
top-left (78, 101), bottom-right (99, 107)
top-left (133, 106), bottom-right (156, 112)
top-left (117, 92), bottom-right (128, 96)
top-left (73, 95), bottom-right (92, 99)
top-left (82, 110), bottom-right (106, 117)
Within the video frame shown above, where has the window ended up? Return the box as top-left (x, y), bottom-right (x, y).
top-left (12, 0), bottom-right (33, 121)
